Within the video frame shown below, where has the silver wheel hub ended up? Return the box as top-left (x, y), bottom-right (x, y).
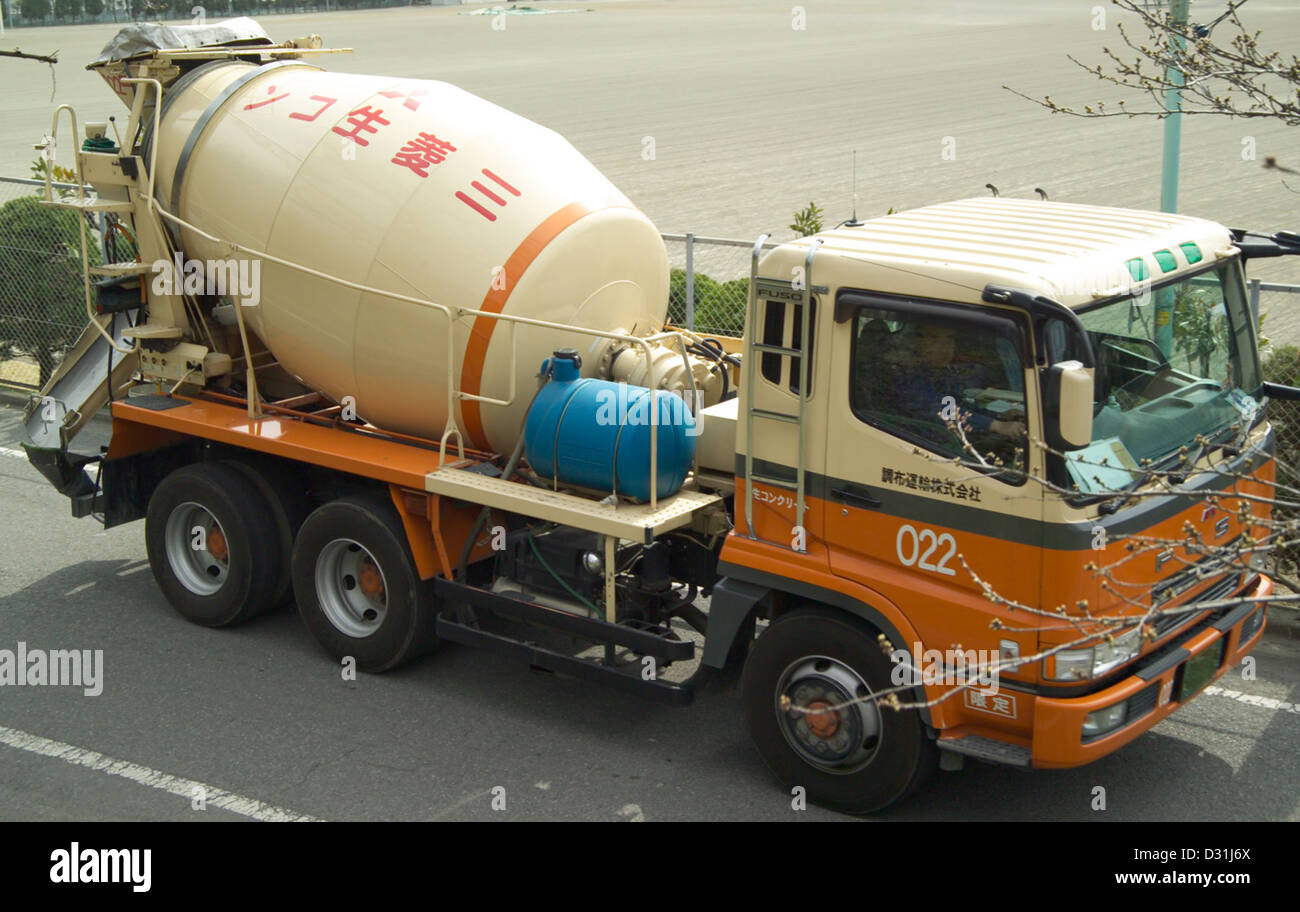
top-left (776, 655), bottom-right (882, 773)
top-left (164, 502), bottom-right (229, 596)
top-left (315, 539), bottom-right (388, 638)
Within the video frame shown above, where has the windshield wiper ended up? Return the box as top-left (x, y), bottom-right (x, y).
top-left (1097, 446), bottom-right (1188, 514)
top-left (1098, 464), bottom-right (1159, 515)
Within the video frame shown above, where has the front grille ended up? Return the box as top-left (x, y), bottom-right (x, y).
top-left (1240, 606), bottom-right (1265, 642)
top-left (1151, 572), bottom-right (1239, 638)
top-left (1125, 681), bottom-right (1160, 721)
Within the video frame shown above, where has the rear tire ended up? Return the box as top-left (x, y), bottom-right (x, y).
top-left (741, 607), bottom-right (936, 814)
top-left (292, 493), bottom-right (438, 672)
top-left (145, 461), bottom-right (283, 627)
top-left (223, 458), bottom-right (310, 609)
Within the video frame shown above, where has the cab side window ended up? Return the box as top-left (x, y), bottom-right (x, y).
top-left (759, 297), bottom-right (817, 395)
top-left (850, 307), bottom-right (1027, 469)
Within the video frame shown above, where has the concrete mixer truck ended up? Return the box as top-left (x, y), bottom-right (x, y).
top-left (19, 18), bottom-right (1296, 813)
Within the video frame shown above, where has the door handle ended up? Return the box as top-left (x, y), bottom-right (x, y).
top-left (832, 485), bottom-right (881, 509)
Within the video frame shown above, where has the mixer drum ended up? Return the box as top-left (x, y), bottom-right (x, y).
top-left (149, 60), bottom-right (669, 453)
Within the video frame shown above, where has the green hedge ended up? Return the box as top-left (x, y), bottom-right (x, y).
top-left (1262, 345), bottom-right (1300, 574)
top-left (667, 268), bottom-right (747, 338)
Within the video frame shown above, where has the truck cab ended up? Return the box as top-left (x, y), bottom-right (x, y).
top-left (712, 197), bottom-right (1275, 812)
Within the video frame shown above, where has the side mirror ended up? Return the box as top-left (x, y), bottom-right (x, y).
top-left (1043, 360), bottom-right (1093, 451)
top-left (1262, 381), bottom-right (1300, 402)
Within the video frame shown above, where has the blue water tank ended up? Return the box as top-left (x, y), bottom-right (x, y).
top-left (524, 350), bottom-right (696, 502)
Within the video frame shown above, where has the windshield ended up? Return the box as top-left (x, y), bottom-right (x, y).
top-left (1066, 262), bottom-right (1260, 489)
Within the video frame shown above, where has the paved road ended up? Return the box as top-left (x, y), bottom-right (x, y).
top-left (1, 398), bottom-right (1298, 822)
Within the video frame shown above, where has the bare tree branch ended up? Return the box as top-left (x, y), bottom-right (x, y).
top-left (0, 48), bottom-right (59, 65)
top-left (1005, 0), bottom-right (1299, 186)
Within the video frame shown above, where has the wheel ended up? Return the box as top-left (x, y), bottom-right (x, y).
top-left (741, 607), bottom-right (936, 814)
top-left (223, 458), bottom-right (310, 608)
top-left (144, 461), bottom-right (284, 627)
top-left (291, 493), bottom-right (438, 672)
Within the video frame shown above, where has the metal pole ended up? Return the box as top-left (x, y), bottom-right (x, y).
top-left (684, 232), bottom-right (695, 330)
top-left (1153, 0), bottom-right (1190, 358)
top-left (1159, 0), bottom-right (1189, 214)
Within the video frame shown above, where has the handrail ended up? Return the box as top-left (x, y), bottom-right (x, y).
top-left (148, 203), bottom-right (689, 510)
top-left (796, 239), bottom-right (823, 540)
top-left (43, 105), bottom-right (84, 204)
top-left (42, 105), bottom-right (140, 360)
top-left (120, 77), bottom-right (162, 211)
top-left (742, 233), bottom-right (770, 539)
top-left (660, 233), bottom-right (781, 250)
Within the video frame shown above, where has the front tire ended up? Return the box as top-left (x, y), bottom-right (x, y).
top-left (291, 493), bottom-right (438, 672)
top-left (145, 461), bottom-right (284, 627)
top-left (741, 607), bottom-right (935, 814)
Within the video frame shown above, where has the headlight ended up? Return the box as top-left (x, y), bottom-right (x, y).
top-left (1082, 702), bottom-right (1128, 738)
top-left (1049, 649), bottom-right (1094, 681)
top-left (1093, 628), bottom-right (1142, 675)
top-left (1047, 628), bottom-right (1142, 680)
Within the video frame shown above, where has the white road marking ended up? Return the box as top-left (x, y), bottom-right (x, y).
top-left (617, 803), bottom-right (645, 822)
top-left (0, 724), bottom-right (324, 822)
top-left (427, 787), bottom-right (494, 820)
top-left (1204, 685), bottom-right (1300, 716)
top-left (0, 446), bottom-right (26, 459)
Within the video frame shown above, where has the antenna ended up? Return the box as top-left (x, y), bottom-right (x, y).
top-left (845, 150), bottom-right (863, 226)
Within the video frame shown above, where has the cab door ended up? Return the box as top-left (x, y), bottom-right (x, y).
top-left (821, 292), bottom-right (1043, 669)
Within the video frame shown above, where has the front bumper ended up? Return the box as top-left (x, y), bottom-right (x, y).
top-left (1029, 574), bottom-right (1271, 768)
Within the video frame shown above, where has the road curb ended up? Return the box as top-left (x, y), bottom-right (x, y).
top-left (1264, 603), bottom-right (1300, 641)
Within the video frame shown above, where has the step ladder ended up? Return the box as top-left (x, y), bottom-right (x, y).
top-left (741, 235), bottom-right (822, 544)
top-left (29, 97), bottom-right (201, 452)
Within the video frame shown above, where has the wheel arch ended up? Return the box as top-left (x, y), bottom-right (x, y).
top-left (708, 561), bottom-right (936, 731)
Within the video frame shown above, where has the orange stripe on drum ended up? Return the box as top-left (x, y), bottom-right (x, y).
top-left (458, 201), bottom-right (595, 450)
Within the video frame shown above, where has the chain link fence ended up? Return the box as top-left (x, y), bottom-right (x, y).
top-left (661, 233), bottom-right (781, 338)
top-left (1255, 282), bottom-right (1300, 580)
top-left (1, 0), bottom-right (461, 30)
top-left (0, 177), bottom-right (105, 390)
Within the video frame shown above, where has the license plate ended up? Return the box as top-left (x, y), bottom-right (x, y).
top-left (1177, 642), bottom-right (1225, 702)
